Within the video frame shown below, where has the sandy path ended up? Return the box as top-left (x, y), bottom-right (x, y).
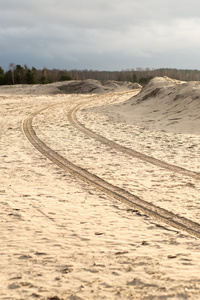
top-left (23, 95), bottom-right (200, 238)
top-left (1, 91), bottom-right (200, 299)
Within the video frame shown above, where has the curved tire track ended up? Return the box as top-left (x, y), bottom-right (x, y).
top-left (68, 101), bottom-right (200, 180)
top-left (22, 104), bottom-right (200, 238)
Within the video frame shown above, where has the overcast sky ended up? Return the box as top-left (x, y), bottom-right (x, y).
top-left (1, 0), bottom-right (200, 71)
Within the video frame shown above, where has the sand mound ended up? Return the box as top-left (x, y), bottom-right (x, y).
top-left (92, 77), bottom-right (200, 134)
top-left (58, 79), bottom-right (106, 94)
top-left (58, 79), bottom-right (141, 94)
top-left (0, 79), bottom-right (141, 96)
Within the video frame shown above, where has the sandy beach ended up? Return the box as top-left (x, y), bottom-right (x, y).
top-left (1, 78), bottom-right (200, 299)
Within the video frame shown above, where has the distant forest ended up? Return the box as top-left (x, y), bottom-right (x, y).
top-left (1, 63), bottom-right (200, 85)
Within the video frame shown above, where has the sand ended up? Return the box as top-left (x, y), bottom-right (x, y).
top-left (1, 79), bottom-right (200, 299)
top-left (92, 76), bottom-right (200, 134)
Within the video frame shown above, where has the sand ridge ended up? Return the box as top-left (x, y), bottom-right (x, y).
top-left (90, 76), bottom-right (200, 134)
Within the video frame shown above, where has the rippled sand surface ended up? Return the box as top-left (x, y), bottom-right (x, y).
top-left (1, 79), bottom-right (200, 299)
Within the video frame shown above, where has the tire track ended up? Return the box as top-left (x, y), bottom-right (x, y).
top-left (22, 103), bottom-right (200, 238)
top-left (68, 100), bottom-right (200, 181)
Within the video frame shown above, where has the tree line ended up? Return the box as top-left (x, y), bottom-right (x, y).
top-left (0, 63), bottom-right (72, 85)
top-left (67, 68), bottom-right (200, 83)
top-left (1, 64), bottom-right (200, 85)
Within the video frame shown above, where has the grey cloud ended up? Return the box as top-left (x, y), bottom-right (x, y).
top-left (1, 0), bottom-right (200, 70)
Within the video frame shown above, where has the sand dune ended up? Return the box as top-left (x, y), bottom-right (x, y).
top-left (0, 79), bottom-right (140, 96)
top-left (57, 79), bottom-right (141, 94)
top-left (1, 79), bottom-right (200, 299)
top-left (91, 76), bottom-right (200, 134)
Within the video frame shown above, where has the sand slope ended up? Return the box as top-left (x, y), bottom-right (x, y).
top-left (92, 77), bottom-right (200, 134)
